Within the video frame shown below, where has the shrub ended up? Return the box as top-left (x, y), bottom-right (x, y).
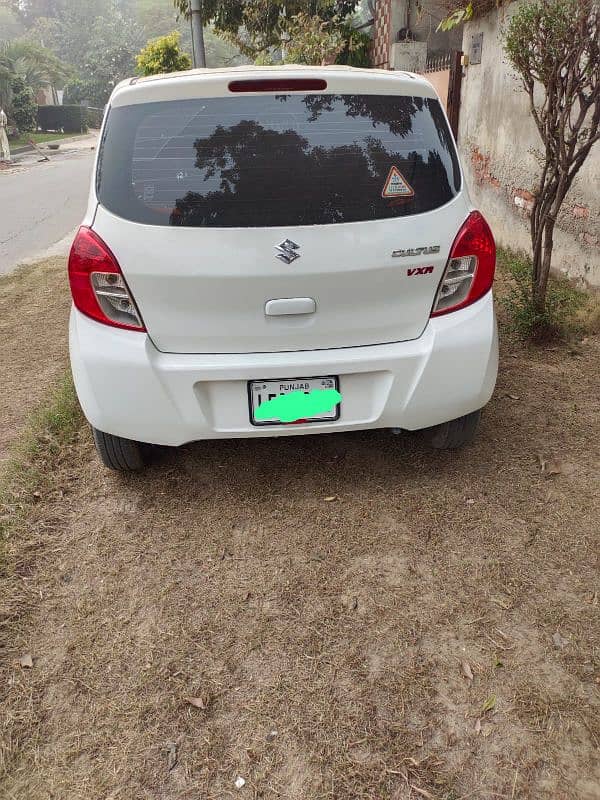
top-left (10, 77), bottom-right (37, 133)
top-left (136, 31), bottom-right (192, 76)
top-left (499, 249), bottom-right (587, 341)
top-left (85, 107), bottom-right (104, 129)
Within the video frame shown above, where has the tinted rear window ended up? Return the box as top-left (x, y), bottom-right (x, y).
top-left (97, 93), bottom-right (461, 227)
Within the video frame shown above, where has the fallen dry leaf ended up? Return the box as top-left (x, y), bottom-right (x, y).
top-left (543, 459), bottom-right (563, 476)
top-left (482, 694), bottom-right (496, 714)
top-left (186, 696), bottom-right (206, 710)
top-left (538, 456), bottom-right (577, 477)
top-left (461, 660), bottom-right (474, 682)
top-left (324, 495), bottom-right (339, 502)
top-left (552, 631), bottom-right (569, 649)
top-left (19, 653), bottom-right (33, 669)
top-left (410, 787), bottom-right (434, 799)
top-left (490, 596), bottom-right (512, 610)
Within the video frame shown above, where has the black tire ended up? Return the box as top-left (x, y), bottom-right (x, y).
top-left (423, 409), bottom-right (482, 450)
top-left (92, 426), bottom-right (146, 472)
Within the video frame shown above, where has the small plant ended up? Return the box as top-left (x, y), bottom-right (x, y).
top-left (136, 31), bottom-right (192, 77)
top-left (499, 249), bottom-right (588, 341)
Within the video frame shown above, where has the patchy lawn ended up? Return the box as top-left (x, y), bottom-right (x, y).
top-left (1, 258), bottom-right (599, 800)
top-left (0, 258), bottom-right (71, 466)
top-left (9, 132), bottom-right (83, 150)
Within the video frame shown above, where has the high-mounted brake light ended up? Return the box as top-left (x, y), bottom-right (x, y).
top-left (68, 227), bottom-right (145, 331)
top-left (431, 211), bottom-right (496, 317)
top-left (228, 78), bottom-right (327, 93)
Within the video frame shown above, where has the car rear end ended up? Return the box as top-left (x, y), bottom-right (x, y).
top-left (68, 65), bottom-right (498, 462)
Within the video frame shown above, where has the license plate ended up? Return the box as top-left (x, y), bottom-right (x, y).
top-left (248, 376), bottom-right (341, 426)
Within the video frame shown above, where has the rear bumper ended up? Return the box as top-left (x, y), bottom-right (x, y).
top-left (69, 293), bottom-right (499, 446)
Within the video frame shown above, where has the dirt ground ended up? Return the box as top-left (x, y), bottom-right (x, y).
top-left (1, 258), bottom-right (599, 800)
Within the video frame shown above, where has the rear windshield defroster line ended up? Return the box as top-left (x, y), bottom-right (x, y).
top-left (97, 93), bottom-right (461, 228)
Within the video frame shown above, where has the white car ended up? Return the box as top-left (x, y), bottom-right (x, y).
top-left (68, 65), bottom-right (498, 471)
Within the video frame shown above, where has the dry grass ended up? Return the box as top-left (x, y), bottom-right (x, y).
top-left (0, 259), bottom-right (599, 800)
top-left (0, 257), bottom-right (71, 466)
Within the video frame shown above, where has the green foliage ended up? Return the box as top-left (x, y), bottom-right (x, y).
top-left (0, 5), bottom-right (25, 41)
top-left (437, 3), bottom-right (474, 31)
top-left (437, 1), bottom-right (509, 31)
top-left (173, 0), bottom-right (359, 57)
top-left (504, 0), bottom-right (595, 87)
top-left (136, 31), bottom-right (192, 76)
top-left (499, 249), bottom-right (587, 340)
top-left (0, 39), bottom-right (71, 111)
top-left (335, 22), bottom-right (371, 67)
top-left (10, 75), bottom-right (37, 132)
top-left (38, 104), bottom-right (87, 133)
top-left (85, 106), bottom-right (104, 128)
top-left (283, 12), bottom-right (345, 65)
top-left (29, 0), bottom-right (143, 106)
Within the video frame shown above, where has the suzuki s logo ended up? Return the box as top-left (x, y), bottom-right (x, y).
top-left (408, 266), bottom-right (434, 276)
top-left (275, 239), bottom-right (301, 264)
top-left (392, 245), bottom-right (441, 258)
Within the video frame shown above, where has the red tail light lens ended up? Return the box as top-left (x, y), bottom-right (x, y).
top-left (68, 227), bottom-right (145, 331)
top-left (431, 211), bottom-right (496, 316)
top-left (228, 78), bottom-right (327, 92)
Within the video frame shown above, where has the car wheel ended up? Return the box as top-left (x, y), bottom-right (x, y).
top-left (92, 426), bottom-right (146, 471)
top-left (424, 409), bottom-right (482, 450)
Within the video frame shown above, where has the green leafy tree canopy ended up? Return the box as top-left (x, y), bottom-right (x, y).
top-left (136, 30), bottom-right (192, 76)
top-left (172, 0), bottom-right (359, 57)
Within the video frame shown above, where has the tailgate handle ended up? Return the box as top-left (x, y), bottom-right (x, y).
top-left (265, 298), bottom-right (316, 316)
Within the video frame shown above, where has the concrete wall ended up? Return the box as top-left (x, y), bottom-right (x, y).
top-left (407, 1), bottom-right (463, 56)
top-left (458, 2), bottom-right (600, 287)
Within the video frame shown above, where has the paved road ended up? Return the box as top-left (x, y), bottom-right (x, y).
top-left (0, 140), bottom-right (96, 274)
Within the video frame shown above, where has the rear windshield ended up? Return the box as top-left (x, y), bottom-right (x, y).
top-left (97, 93), bottom-right (461, 227)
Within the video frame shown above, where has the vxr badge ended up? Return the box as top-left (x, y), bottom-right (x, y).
top-left (275, 239), bottom-right (301, 264)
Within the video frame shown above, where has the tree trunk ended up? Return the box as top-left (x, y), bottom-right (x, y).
top-left (533, 218), bottom-right (556, 313)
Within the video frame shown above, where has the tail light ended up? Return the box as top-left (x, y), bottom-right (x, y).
top-left (228, 78), bottom-right (327, 92)
top-left (68, 227), bottom-right (145, 331)
top-left (431, 211), bottom-right (496, 317)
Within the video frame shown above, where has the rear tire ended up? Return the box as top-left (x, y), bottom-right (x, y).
top-left (423, 409), bottom-right (482, 450)
top-left (92, 427), bottom-right (146, 472)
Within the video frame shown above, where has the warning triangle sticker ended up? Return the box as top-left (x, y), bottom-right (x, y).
top-left (381, 166), bottom-right (415, 199)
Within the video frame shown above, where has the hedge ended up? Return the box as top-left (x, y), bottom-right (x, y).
top-left (37, 105), bottom-right (88, 133)
top-left (85, 107), bottom-right (104, 129)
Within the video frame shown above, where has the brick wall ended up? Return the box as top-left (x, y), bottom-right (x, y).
top-left (371, 0), bottom-right (392, 68)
